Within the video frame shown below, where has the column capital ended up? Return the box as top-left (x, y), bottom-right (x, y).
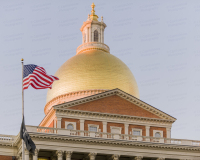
top-left (124, 123), bottom-right (129, 127)
top-left (34, 149), bottom-right (39, 156)
top-left (166, 127), bottom-right (171, 131)
top-left (145, 125), bottom-right (150, 129)
top-left (134, 156), bottom-right (143, 160)
top-left (25, 149), bottom-right (29, 155)
top-left (56, 117), bottom-right (62, 121)
top-left (102, 121), bottom-right (107, 125)
top-left (88, 153), bottom-right (97, 160)
top-left (111, 154), bottom-right (120, 160)
top-left (56, 150), bottom-right (64, 158)
top-left (66, 151), bottom-right (73, 157)
top-left (156, 158), bottom-right (165, 160)
top-left (80, 119), bottom-right (85, 123)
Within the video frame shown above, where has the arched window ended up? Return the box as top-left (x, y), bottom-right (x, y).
top-left (94, 30), bottom-right (98, 42)
top-left (67, 124), bottom-right (74, 130)
top-left (155, 132), bottom-right (161, 138)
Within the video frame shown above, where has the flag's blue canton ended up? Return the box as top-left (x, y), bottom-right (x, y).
top-left (23, 65), bottom-right (37, 78)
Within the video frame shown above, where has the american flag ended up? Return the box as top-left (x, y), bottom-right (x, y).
top-left (23, 64), bottom-right (59, 90)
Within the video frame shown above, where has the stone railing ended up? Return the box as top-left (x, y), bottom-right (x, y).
top-left (26, 126), bottom-right (200, 146)
top-left (76, 42), bottom-right (110, 54)
top-left (0, 134), bottom-right (15, 142)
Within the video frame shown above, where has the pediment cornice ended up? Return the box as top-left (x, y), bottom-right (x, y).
top-left (54, 89), bottom-right (176, 122)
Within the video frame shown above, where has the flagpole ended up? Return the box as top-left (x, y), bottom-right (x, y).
top-left (21, 58), bottom-right (24, 160)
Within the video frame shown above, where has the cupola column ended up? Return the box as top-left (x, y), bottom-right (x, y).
top-left (86, 27), bottom-right (89, 43)
top-left (89, 27), bottom-right (91, 42)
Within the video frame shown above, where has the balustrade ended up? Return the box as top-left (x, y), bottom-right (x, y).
top-left (25, 126), bottom-right (200, 147)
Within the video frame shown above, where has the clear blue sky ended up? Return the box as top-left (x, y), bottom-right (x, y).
top-left (0, 0), bottom-right (200, 140)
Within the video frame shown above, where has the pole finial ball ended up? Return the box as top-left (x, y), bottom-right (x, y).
top-left (21, 58), bottom-right (24, 61)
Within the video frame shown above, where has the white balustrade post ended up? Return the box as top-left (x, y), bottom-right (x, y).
top-left (134, 156), bottom-right (143, 160)
top-left (33, 149), bottom-right (39, 160)
top-left (145, 126), bottom-right (150, 142)
top-left (25, 149), bottom-right (29, 160)
top-left (124, 123), bottom-right (129, 140)
top-left (56, 151), bottom-right (63, 160)
top-left (88, 153), bottom-right (97, 160)
top-left (102, 121), bottom-right (107, 138)
top-left (66, 151), bottom-right (73, 160)
top-left (80, 119), bottom-right (85, 136)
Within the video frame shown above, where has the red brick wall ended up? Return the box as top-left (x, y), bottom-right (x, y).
top-left (69, 95), bottom-right (160, 118)
top-left (107, 122), bottom-right (125, 134)
top-left (48, 120), bottom-right (54, 128)
top-left (129, 125), bottom-right (146, 136)
top-left (84, 120), bottom-right (103, 132)
top-left (0, 156), bottom-right (13, 160)
top-left (150, 126), bottom-right (166, 138)
top-left (61, 118), bottom-right (80, 130)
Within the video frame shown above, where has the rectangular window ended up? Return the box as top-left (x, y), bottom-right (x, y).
top-left (133, 130), bottom-right (141, 136)
top-left (89, 126), bottom-right (97, 132)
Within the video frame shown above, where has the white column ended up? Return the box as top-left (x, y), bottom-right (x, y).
top-left (92, 31), bottom-right (94, 42)
top-left (56, 151), bottom-right (63, 160)
top-left (134, 157), bottom-right (143, 160)
top-left (33, 149), bottom-right (39, 160)
top-left (25, 149), bottom-right (29, 160)
top-left (124, 123), bottom-right (129, 134)
top-left (102, 121), bottom-right (107, 138)
top-left (124, 123), bottom-right (129, 140)
top-left (88, 153), bottom-right (97, 160)
top-left (100, 26), bottom-right (103, 43)
top-left (57, 117), bottom-right (62, 134)
top-left (66, 151), bottom-right (73, 160)
top-left (57, 117), bottom-right (62, 128)
top-left (102, 29), bottom-right (104, 43)
top-left (145, 125), bottom-right (150, 142)
top-left (82, 33), bottom-right (84, 44)
top-left (98, 33), bottom-right (101, 42)
top-left (103, 121), bottom-right (107, 132)
top-left (86, 27), bottom-right (89, 43)
top-left (166, 127), bottom-right (171, 138)
top-left (80, 119), bottom-right (85, 136)
top-left (111, 155), bottom-right (120, 160)
top-left (89, 27), bottom-right (91, 42)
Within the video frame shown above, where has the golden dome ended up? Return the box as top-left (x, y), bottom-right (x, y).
top-left (46, 49), bottom-right (140, 104)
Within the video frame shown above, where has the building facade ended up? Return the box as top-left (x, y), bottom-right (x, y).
top-left (1, 3), bottom-right (200, 160)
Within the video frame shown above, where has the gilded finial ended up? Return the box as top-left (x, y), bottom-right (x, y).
top-left (87, 14), bottom-right (90, 20)
top-left (90, 3), bottom-right (98, 21)
top-left (21, 58), bottom-right (24, 61)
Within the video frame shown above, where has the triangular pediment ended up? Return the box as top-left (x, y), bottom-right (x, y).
top-left (54, 89), bottom-right (176, 121)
